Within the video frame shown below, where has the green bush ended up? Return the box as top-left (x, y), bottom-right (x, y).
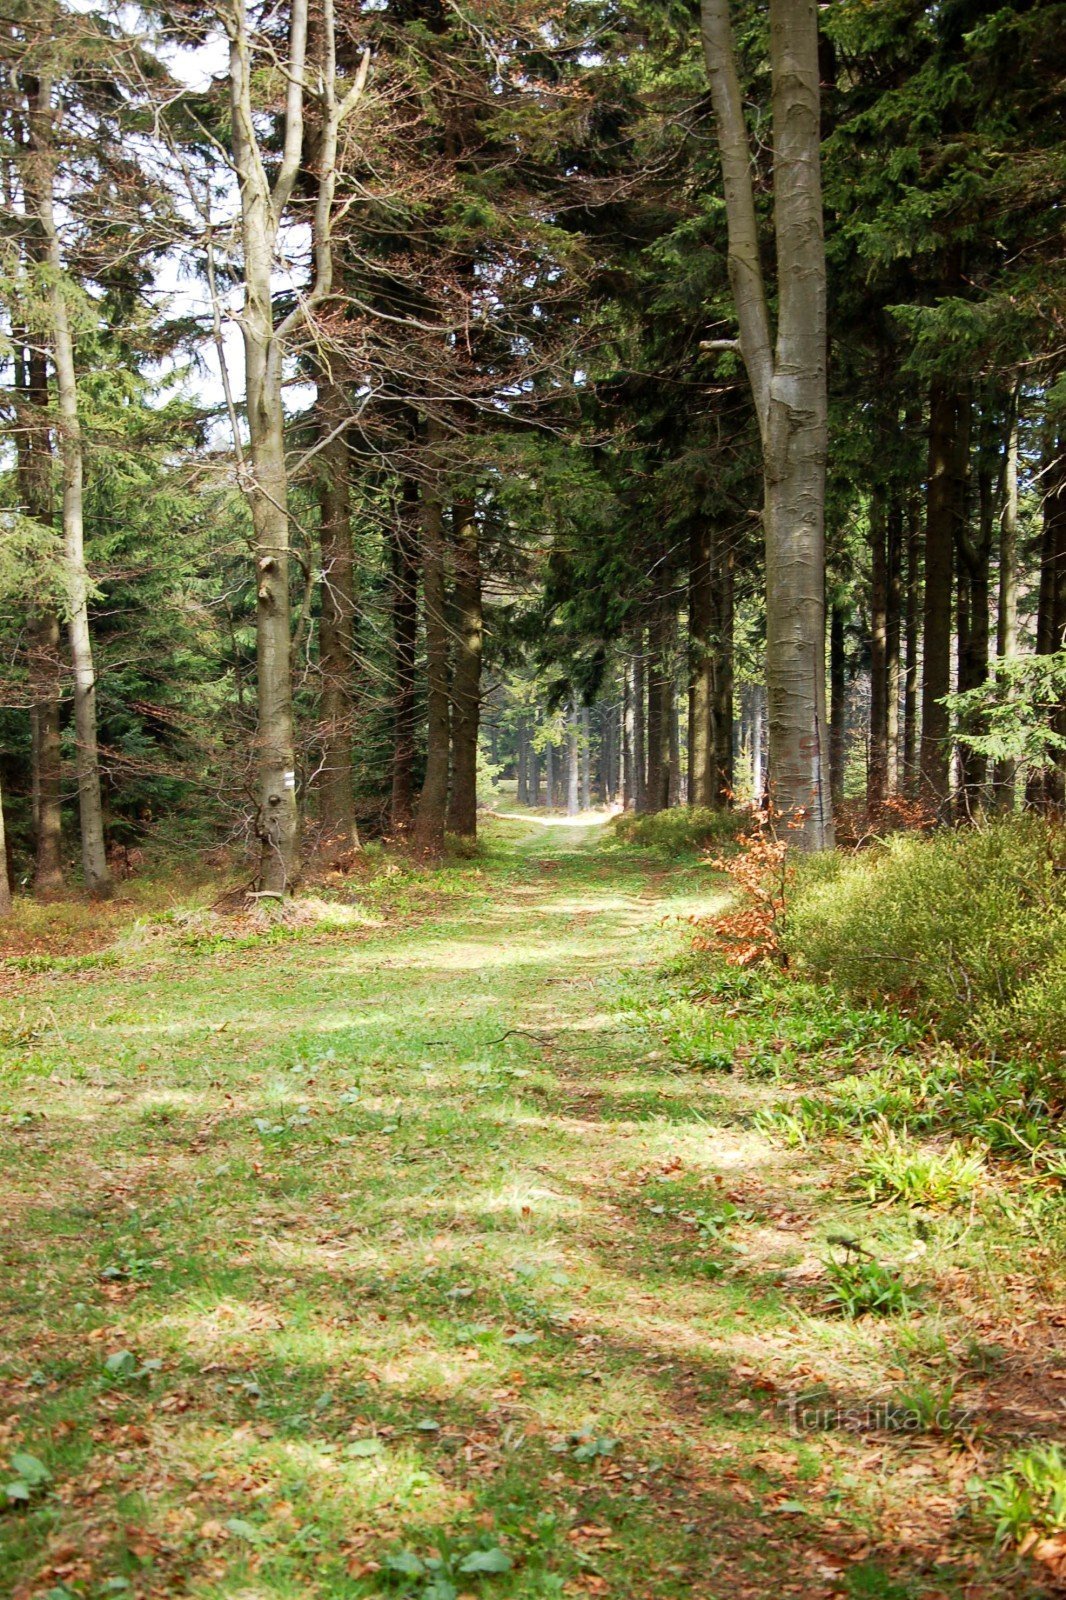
top-left (785, 818), bottom-right (1066, 1056)
top-left (611, 805), bottom-right (746, 854)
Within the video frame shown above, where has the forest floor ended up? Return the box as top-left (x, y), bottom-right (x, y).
top-left (1, 814), bottom-right (1062, 1600)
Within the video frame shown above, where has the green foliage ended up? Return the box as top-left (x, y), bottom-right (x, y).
top-left (785, 818), bottom-right (1066, 1053)
top-left (611, 806), bottom-right (745, 855)
top-left (823, 1254), bottom-right (914, 1319)
top-left (974, 1444), bottom-right (1066, 1547)
top-left (855, 1124), bottom-right (987, 1209)
top-left (943, 653), bottom-right (1066, 774)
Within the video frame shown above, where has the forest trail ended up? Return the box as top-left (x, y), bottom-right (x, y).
top-left (0, 820), bottom-right (1049, 1599)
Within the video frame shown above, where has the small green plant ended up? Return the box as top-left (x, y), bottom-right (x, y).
top-left (974, 1442), bottom-right (1066, 1546)
top-left (856, 1124), bottom-right (986, 1208)
top-left (3, 1451), bottom-right (50, 1505)
top-left (823, 1252), bottom-right (914, 1318)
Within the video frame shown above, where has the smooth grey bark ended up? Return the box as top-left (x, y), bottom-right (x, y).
top-left (27, 74), bottom-right (110, 895)
top-left (700, 0), bottom-right (832, 847)
top-left (545, 742), bottom-right (555, 809)
top-left (225, 0), bottom-right (368, 890)
top-left (580, 706), bottom-right (591, 811)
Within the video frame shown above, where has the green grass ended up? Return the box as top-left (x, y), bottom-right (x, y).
top-left (0, 814), bottom-right (1059, 1600)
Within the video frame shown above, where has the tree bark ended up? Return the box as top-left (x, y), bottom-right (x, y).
top-left (920, 380), bottom-right (968, 808)
top-left (316, 391), bottom-right (358, 847)
top-left (1034, 429), bottom-right (1066, 807)
top-left (700, 0), bottom-right (832, 847)
top-left (567, 707), bottom-right (579, 816)
top-left (688, 523), bottom-right (714, 807)
top-left (631, 640), bottom-right (648, 813)
top-left (27, 76), bottom-right (110, 896)
top-left (16, 337), bottom-right (64, 893)
top-left (646, 607), bottom-right (666, 812)
top-left (447, 498), bottom-right (482, 837)
top-left (413, 477), bottom-right (450, 851)
top-left (711, 528), bottom-right (735, 805)
top-left (580, 705), bottom-right (591, 811)
top-left (545, 742), bottom-right (555, 810)
top-left (886, 496), bottom-right (903, 795)
top-left (903, 488), bottom-right (922, 790)
top-left (0, 773), bottom-right (11, 917)
top-left (829, 598), bottom-right (846, 804)
top-left (869, 486), bottom-right (888, 807)
top-left (994, 393), bottom-right (1019, 804)
top-left (390, 478), bottom-right (419, 833)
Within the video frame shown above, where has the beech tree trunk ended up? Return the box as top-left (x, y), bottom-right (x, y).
top-left (413, 480), bottom-right (450, 851)
top-left (701, 0), bottom-right (832, 847)
top-left (580, 706), bottom-right (591, 811)
top-left (226, 0), bottom-right (368, 889)
top-left (316, 392), bottom-right (358, 846)
top-left (27, 76), bottom-right (110, 896)
top-left (390, 478), bottom-right (419, 832)
top-left (447, 498), bottom-right (482, 837)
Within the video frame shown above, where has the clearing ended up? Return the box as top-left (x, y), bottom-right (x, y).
top-left (0, 817), bottom-right (1060, 1599)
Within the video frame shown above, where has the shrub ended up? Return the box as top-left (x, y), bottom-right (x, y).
top-left (784, 817), bottom-right (1066, 1054)
top-left (612, 805), bottom-right (745, 854)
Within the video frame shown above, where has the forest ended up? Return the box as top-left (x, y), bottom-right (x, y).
top-left (1, 1), bottom-right (1065, 1598)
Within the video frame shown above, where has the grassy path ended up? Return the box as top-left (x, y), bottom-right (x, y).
top-left (0, 819), bottom-right (1055, 1599)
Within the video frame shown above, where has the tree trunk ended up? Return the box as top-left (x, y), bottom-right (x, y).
top-left (316, 391), bottom-right (358, 847)
top-left (545, 742), bottom-right (555, 810)
top-left (886, 496), bottom-right (903, 795)
top-left (700, 0), bottom-right (832, 847)
top-left (32, 104), bottom-right (110, 896)
top-left (956, 418), bottom-right (996, 803)
top-left (581, 705), bottom-right (591, 811)
top-left (413, 479), bottom-right (450, 851)
top-left (1034, 429), bottom-right (1066, 808)
top-left (712, 528), bottom-right (735, 804)
top-left (920, 380), bottom-right (968, 808)
top-left (16, 338), bottom-right (64, 893)
top-left (646, 609), bottom-right (665, 812)
top-left (0, 773), bottom-right (11, 917)
top-left (869, 486), bottom-right (888, 807)
top-left (903, 489), bottom-right (922, 790)
top-left (447, 498), bottom-right (482, 837)
top-left (390, 478), bottom-right (419, 833)
top-left (994, 394), bottom-right (1019, 804)
top-left (567, 707), bottom-right (579, 816)
top-left (829, 599), bottom-right (846, 804)
top-left (688, 523), bottom-right (714, 807)
top-left (631, 643), bottom-right (648, 812)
